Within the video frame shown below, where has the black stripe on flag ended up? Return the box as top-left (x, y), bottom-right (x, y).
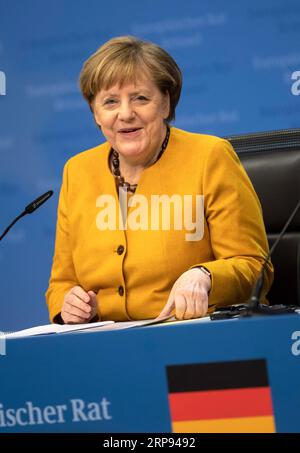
top-left (167, 359), bottom-right (269, 393)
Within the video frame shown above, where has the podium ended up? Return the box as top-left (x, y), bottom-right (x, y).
top-left (0, 314), bottom-right (300, 432)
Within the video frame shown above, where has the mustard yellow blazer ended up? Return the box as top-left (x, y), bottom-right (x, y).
top-left (46, 127), bottom-right (273, 322)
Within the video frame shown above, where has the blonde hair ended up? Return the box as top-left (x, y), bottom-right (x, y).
top-left (79, 36), bottom-right (182, 122)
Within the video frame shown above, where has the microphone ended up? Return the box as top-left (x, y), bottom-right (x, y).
top-left (210, 199), bottom-right (300, 319)
top-left (0, 190), bottom-right (54, 242)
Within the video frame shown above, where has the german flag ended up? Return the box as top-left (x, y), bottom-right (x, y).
top-left (166, 359), bottom-right (275, 433)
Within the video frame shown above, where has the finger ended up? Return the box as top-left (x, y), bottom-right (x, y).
top-left (183, 290), bottom-right (195, 320)
top-left (195, 289), bottom-right (209, 318)
top-left (62, 312), bottom-right (88, 325)
top-left (87, 291), bottom-right (98, 320)
top-left (201, 293), bottom-right (209, 317)
top-left (157, 285), bottom-right (176, 319)
top-left (174, 292), bottom-right (187, 320)
top-left (87, 291), bottom-right (97, 308)
top-left (65, 294), bottom-right (92, 314)
top-left (70, 286), bottom-right (90, 303)
top-left (194, 296), bottom-right (203, 318)
top-left (63, 304), bottom-right (91, 320)
top-left (157, 297), bottom-right (175, 319)
top-left (157, 301), bottom-right (175, 319)
top-left (194, 288), bottom-right (204, 318)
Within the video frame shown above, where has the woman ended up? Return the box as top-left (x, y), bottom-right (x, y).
top-left (46, 36), bottom-right (273, 324)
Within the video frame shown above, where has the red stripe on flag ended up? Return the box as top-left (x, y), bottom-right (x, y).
top-left (169, 387), bottom-right (273, 421)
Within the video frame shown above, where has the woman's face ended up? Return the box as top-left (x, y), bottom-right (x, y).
top-left (93, 76), bottom-right (170, 165)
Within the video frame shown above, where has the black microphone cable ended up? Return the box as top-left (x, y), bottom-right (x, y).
top-left (0, 190), bottom-right (54, 242)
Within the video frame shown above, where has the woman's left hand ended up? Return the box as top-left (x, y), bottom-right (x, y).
top-left (158, 268), bottom-right (211, 320)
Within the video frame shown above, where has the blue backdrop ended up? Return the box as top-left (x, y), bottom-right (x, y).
top-left (0, 0), bottom-right (299, 330)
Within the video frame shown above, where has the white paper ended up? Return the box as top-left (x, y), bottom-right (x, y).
top-left (2, 321), bottom-right (114, 339)
top-left (1, 315), bottom-right (177, 338)
top-left (86, 315), bottom-right (174, 332)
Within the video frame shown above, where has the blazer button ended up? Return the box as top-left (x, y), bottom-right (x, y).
top-left (118, 285), bottom-right (124, 296)
top-left (117, 245), bottom-right (125, 255)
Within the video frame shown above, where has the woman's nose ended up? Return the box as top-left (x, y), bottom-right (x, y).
top-left (118, 101), bottom-right (135, 121)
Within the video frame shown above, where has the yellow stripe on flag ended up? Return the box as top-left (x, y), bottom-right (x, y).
top-left (172, 415), bottom-right (275, 433)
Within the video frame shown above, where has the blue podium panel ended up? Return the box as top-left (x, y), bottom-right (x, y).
top-left (0, 315), bottom-right (300, 433)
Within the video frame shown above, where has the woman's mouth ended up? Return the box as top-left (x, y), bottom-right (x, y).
top-left (118, 127), bottom-right (143, 138)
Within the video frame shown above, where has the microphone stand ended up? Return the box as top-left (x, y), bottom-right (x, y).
top-left (0, 191), bottom-right (54, 242)
top-left (211, 200), bottom-right (300, 320)
top-left (0, 212), bottom-right (26, 241)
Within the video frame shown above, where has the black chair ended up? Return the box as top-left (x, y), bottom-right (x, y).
top-left (224, 128), bottom-right (300, 306)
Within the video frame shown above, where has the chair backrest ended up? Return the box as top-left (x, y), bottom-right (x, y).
top-left (225, 128), bottom-right (300, 306)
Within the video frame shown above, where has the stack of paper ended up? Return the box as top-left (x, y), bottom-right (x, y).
top-left (2, 321), bottom-right (114, 339)
top-left (1, 316), bottom-right (174, 339)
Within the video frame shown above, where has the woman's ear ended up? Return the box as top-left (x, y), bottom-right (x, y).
top-left (163, 91), bottom-right (170, 120)
top-left (93, 116), bottom-right (102, 130)
top-left (90, 99), bottom-right (101, 129)
top-left (92, 110), bottom-right (102, 131)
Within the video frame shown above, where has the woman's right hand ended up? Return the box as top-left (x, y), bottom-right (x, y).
top-left (61, 286), bottom-right (98, 324)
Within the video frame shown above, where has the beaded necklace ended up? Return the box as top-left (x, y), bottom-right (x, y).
top-left (110, 125), bottom-right (170, 193)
